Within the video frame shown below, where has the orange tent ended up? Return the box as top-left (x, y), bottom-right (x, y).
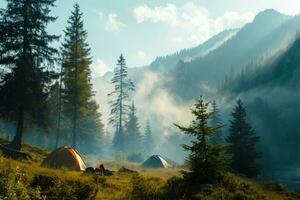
top-left (42, 146), bottom-right (86, 171)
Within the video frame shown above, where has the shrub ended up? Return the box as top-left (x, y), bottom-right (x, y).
top-left (0, 156), bottom-right (99, 200)
top-left (0, 165), bottom-right (43, 200)
top-left (194, 173), bottom-right (267, 200)
top-left (162, 176), bottom-right (187, 199)
top-left (31, 174), bottom-right (98, 200)
top-left (259, 180), bottom-right (287, 193)
top-left (128, 175), bottom-right (165, 200)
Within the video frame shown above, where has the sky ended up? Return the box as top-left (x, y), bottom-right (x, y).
top-left (1, 0), bottom-right (300, 77)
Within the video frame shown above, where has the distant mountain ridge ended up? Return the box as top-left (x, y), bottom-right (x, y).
top-left (93, 9), bottom-right (300, 105)
top-left (149, 29), bottom-right (239, 72)
top-left (165, 9), bottom-right (300, 100)
top-left (221, 34), bottom-right (300, 96)
top-left (94, 9), bottom-right (300, 102)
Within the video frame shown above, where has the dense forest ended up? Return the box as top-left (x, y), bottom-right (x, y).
top-left (0, 1), bottom-right (156, 160)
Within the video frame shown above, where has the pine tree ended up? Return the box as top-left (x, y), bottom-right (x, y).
top-left (144, 120), bottom-right (154, 153)
top-left (226, 99), bottom-right (261, 178)
top-left (77, 99), bottom-right (104, 154)
top-left (47, 78), bottom-right (72, 148)
top-left (55, 63), bottom-right (63, 149)
top-left (0, 0), bottom-right (59, 150)
top-left (124, 102), bottom-right (142, 152)
top-left (175, 96), bottom-right (228, 184)
top-left (108, 54), bottom-right (134, 152)
top-left (47, 81), bottom-right (61, 148)
top-left (61, 4), bottom-right (104, 150)
top-left (47, 75), bottom-right (65, 149)
top-left (210, 100), bottom-right (224, 144)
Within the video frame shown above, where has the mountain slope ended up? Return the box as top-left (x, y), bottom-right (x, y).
top-left (149, 29), bottom-right (239, 72)
top-left (221, 35), bottom-right (300, 95)
top-left (218, 36), bottom-right (300, 174)
top-left (167, 9), bottom-right (296, 100)
top-left (92, 28), bottom-right (240, 128)
top-left (92, 9), bottom-right (300, 166)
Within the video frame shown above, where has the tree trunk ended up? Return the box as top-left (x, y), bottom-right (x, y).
top-left (55, 65), bottom-right (63, 149)
top-left (8, 0), bottom-right (29, 151)
top-left (9, 105), bottom-right (24, 150)
top-left (118, 62), bottom-right (123, 150)
top-left (72, 29), bottom-right (79, 149)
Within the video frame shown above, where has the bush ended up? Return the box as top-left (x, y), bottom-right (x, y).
top-left (0, 156), bottom-right (99, 200)
top-left (31, 174), bottom-right (98, 200)
top-left (127, 175), bottom-right (165, 200)
top-left (194, 173), bottom-right (266, 200)
top-left (162, 176), bottom-right (187, 199)
top-left (0, 165), bottom-right (43, 200)
top-left (259, 180), bottom-right (287, 193)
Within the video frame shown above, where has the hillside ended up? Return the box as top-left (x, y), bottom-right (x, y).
top-left (216, 35), bottom-right (300, 180)
top-left (166, 9), bottom-right (300, 100)
top-left (94, 9), bottom-right (300, 104)
top-left (221, 35), bottom-right (300, 93)
top-left (149, 29), bottom-right (238, 72)
top-left (0, 142), bottom-right (299, 200)
top-left (2, 1), bottom-right (300, 199)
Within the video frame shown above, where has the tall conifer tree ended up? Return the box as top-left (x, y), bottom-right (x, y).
top-left (144, 120), bottom-right (154, 153)
top-left (108, 54), bottom-right (134, 151)
top-left (226, 99), bottom-right (261, 178)
top-left (55, 63), bottom-right (63, 149)
top-left (210, 100), bottom-right (224, 144)
top-left (47, 81), bottom-right (61, 148)
top-left (125, 102), bottom-right (142, 152)
top-left (0, 0), bottom-right (59, 150)
top-left (175, 96), bottom-right (228, 184)
top-left (61, 4), bottom-right (103, 150)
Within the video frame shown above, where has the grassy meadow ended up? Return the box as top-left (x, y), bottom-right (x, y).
top-left (0, 142), bottom-right (299, 199)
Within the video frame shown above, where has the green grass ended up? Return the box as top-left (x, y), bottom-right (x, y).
top-left (0, 140), bottom-right (299, 200)
top-left (0, 156), bottom-right (99, 200)
top-left (103, 160), bottom-right (181, 179)
top-left (193, 173), bottom-right (300, 200)
top-left (0, 138), bottom-right (49, 163)
top-left (94, 171), bottom-right (300, 200)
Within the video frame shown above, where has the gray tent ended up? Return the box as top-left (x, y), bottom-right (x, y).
top-left (141, 155), bottom-right (172, 168)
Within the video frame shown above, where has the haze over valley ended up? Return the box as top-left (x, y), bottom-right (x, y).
top-left (1, 1), bottom-right (300, 199)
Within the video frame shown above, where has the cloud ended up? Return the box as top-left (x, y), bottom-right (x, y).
top-left (133, 4), bottom-right (178, 24)
top-left (215, 11), bottom-right (255, 30)
top-left (133, 2), bottom-right (255, 46)
top-left (134, 70), bottom-right (193, 136)
top-left (91, 58), bottom-right (112, 78)
top-left (136, 50), bottom-right (147, 61)
top-left (170, 36), bottom-right (184, 44)
top-left (105, 13), bottom-right (126, 32)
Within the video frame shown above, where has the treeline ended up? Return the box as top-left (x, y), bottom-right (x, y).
top-left (173, 96), bottom-right (261, 197)
top-left (0, 1), bottom-right (154, 157)
top-left (183, 97), bottom-right (261, 179)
